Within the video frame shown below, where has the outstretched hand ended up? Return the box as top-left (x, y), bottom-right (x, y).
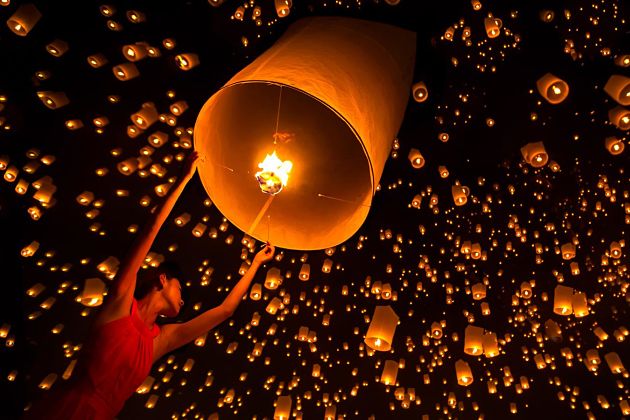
top-left (253, 243), bottom-right (275, 266)
top-left (182, 150), bottom-right (200, 180)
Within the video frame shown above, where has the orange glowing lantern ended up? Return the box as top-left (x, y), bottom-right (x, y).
top-left (408, 148), bottom-right (425, 169)
top-left (194, 17), bottom-right (415, 250)
top-left (455, 359), bottom-right (473, 386)
top-left (411, 81), bottom-right (428, 102)
top-left (536, 73), bottom-right (569, 104)
top-left (604, 75), bottom-right (630, 106)
top-left (365, 305), bottom-right (399, 351)
top-left (520, 141), bottom-right (548, 167)
top-left (7, 4), bottom-right (41, 36)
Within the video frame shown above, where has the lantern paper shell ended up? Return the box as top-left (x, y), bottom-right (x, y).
top-left (411, 81), bottom-right (428, 102)
top-left (520, 141), bottom-right (548, 167)
top-left (380, 360), bottom-right (398, 385)
top-left (37, 91), bottom-right (69, 110)
top-left (274, 395), bottom-right (292, 420)
top-left (464, 325), bottom-right (484, 355)
top-left (605, 137), bottom-right (625, 155)
top-left (484, 17), bottom-right (501, 38)
top-left (451, 185), bottom-right (470, 206)
top-left (80, 278), bottom-right (106, 306)
top-left (536, 73), bottom-right (569, 104)
top-left (7, 4), bottom-right (41, 36)
top-left (608, 106), bottom-right (630, 130)
top-left (113, 63), bottom-right (139, 81)
top-left (604, 75), bottom-right (630, 106)
top-left (194, 17), bottom-right (416, 250)
top-left (455, 359), bottom-right (473, 386)
top-left (365, 305), bottom-right (399, 351)
top-left (553, 285), bottom-right (574, 315)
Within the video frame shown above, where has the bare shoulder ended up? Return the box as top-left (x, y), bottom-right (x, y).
top-left (93, 293), bottom-right (134, 327)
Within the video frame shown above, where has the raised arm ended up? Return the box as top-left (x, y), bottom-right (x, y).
top-left (156, 244), bottom-right (275, 359)
top-left (99, 151), bottom-right (199, 323)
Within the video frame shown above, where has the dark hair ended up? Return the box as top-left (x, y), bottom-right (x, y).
top-left (135, 261), bottom-right (184, 300)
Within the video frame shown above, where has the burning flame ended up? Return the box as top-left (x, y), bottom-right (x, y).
top-left (255, 151), bottom-right (293, 195)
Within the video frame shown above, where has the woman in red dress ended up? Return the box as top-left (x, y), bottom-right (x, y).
top-left (25, 151), bottom-right (276, 419)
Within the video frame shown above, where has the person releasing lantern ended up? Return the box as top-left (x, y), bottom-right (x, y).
top-left (25, 151), bottom-right (276, 420)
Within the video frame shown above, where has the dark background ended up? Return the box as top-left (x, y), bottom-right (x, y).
top-left (0, 0), bottom-right (628, 418)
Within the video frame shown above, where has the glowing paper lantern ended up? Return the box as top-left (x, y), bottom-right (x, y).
top-left (604, 75), bottom-right (630, 106)
top-left (464, 325), bottom-right (484, 355)
top-left (571, 291), bottom-right (589, 317)
top-left (80, 278), bottom-right (106, 306)
top-left (609, 106), bottom-right (630, 130)
top-left (484, 17), bottom-right (501, 38)
top-left (113, 63), bottom-right (139, 81)
top-left (46, 39), bottom-right (68, 57)
top-left (408, 148), bottom-right (425, 169)
top-left (411, 81), bottom-right (428, 102)
top-left (553, 285), bottom-right (573, 315)
top-left (380, 360), bottom-right (398, 385)
top-left (264, 267), bottom-right (282, 290)
top-left (274, 395), bottom-right (292, 420)
top-left (536, 73), bottom-right (569, 104)
top-left (520, 142), bottom-right (548, 167)
top-left (451, 185), bottom-right (470, 206)
top-left (455, 359), bottom-right (473, 386)
top-left (7, 4), bottom-right (41, 36)
top-left (37, 91), bottom-right (69, 110)
top-left (365, 305), bottom-right (399, 351)
top-left (274, 0), bottom-right (290, 18)
top-left (194, 17), bottom-right (416, 250)
top-left (605, 137), bottom-right (624, 155)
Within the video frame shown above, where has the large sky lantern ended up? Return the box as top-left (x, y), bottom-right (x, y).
top-left (194, 17), bottom-right (416, 250)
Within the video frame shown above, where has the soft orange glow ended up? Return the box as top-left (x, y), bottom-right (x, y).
top-left (255, 151), bottom-right (293, 195)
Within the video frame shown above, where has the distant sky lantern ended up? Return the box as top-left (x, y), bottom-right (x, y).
top-left (560, 242), bottom-right (576, 260)
top-left (132, 102), bottom-right (158, 129)
top-left (365, 305), bottom-right (399, 351)
top-left (299, 263), bottom-right (310, 281)
top-left (46, 39), bottom-right (68, 57)
top-left (464, 325), bottom-right (484, 355)
top-left (536, 73), bottom-right (569, 104)
top-left (604, 75), bottom-right (630, 106)
top-left (36, 91), bottom-right (69, 110)
top-left (112, 63), bottom-right (139, 81)
top-left (408, 148), bottom-right (425, 169)
top-left (274, 395), bottom-right (292, 420)
top-left (381, 360), bottom-right (399, 385)
top-left (123, 44), bottom-right (147, 62)
top-left (553, 285), bottom-right (574, 315)
top-left (80, 278), bottom-right (106, 307)
top-left (274, 0), bottom-right (291, 18)
top-left (175, 53), bottom-right (199, 71)
top-left (7, 3), bottom-right (41, 36)
top-left (605, 137), bottom-right (624, 155)
top-left (484, 16), bottom-right (501, 38)
top-left (411, 81), bottom-right (428, 102)
top-left (571, 291), bottom-right (589, 317)
top-left (520, 141), bottom-right (548, 167)
top-left (87, 54), bottom-right (108, 68)
top-left (264, 267), bottom-right (282, 290)
top-left (451, 185), bottom-right (470, 206)
top-left (455, 359), bottom-right (473, 386)
top-left (194, 17), bottom-right (415, 250)
top-left (608, 106), bottom-right (630, 130)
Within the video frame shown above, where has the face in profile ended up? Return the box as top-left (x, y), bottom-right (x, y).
top-left (160, 276), bottom-right (184, 317)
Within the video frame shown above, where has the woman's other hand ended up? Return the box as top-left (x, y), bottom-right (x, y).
top-left (253, 243), bottom-right (275, 266)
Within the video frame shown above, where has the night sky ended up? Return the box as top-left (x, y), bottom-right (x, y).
top-left (1, 0), bottom-right (629, 419)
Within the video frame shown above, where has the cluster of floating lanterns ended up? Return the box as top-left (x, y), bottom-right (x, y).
top-left (2, 0), bottom-right (629, 419)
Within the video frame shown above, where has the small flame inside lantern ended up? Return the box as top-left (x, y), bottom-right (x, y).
top-left (255, 151), bottom-right (293, 195)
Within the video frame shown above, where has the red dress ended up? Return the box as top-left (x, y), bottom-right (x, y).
top-left (26, 299), bottom-right (160, 419)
